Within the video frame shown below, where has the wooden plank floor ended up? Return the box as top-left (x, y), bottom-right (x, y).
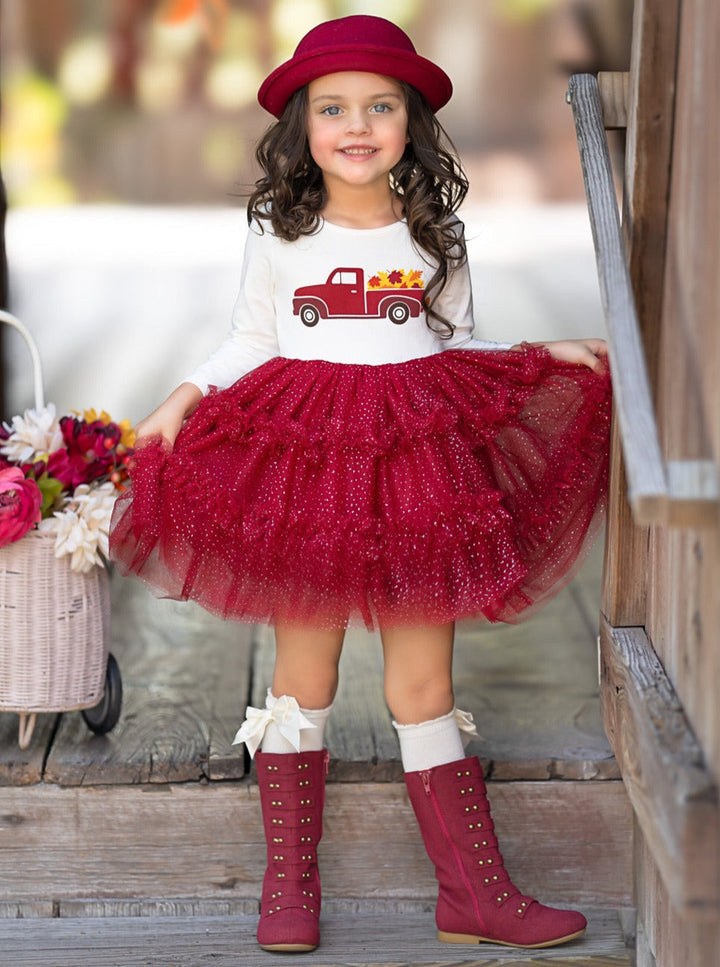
top-left (0, 540), bottom-right (633, 927)
top-left (0, 909), bottom-right (632, 967)
top-left (0, 591), bottom-right (252, 786)
top-left (0, 543), bottom-right (613, 787)
top-left (247, 541), bottom-right (616, 782)
top-left (0, 779), bottom-right (632, 911)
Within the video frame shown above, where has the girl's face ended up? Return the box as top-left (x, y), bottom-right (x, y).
top-left (306, 72), bottom-right (408, 197)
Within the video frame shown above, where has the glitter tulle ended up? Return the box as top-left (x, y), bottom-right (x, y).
top-left (110, 347), bottom-right (611, 629)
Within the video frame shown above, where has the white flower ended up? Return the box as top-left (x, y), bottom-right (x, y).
top-left (1, 404), bottom-right (64, 464)
top-left (40, 481), bottom-right (117, 573)
top-left (50, 510), bottom-right (98, 573)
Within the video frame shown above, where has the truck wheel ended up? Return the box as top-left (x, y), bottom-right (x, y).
top-left (299, 305), bottom-right (320, 327)
top-left (387, 302), bottom-right (410, 324)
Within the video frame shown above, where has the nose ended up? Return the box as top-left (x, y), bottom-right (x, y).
top-left (344, 108), bottom-right (371, 135)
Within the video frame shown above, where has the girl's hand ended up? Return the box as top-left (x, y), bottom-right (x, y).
top-left (515, 339), bottom-right (609, 373)
top-left (134, 382), bottom-right (204, 449)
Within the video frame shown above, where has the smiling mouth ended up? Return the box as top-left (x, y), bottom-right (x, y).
top-left (340, 147), bottom-right (378, 156)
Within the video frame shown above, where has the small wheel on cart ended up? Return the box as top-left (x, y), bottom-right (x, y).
top-left (82, 652), bottom-right (123, 735)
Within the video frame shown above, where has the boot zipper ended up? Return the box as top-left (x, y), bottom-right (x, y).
top-left (419, 768), bottom-right (488, 932)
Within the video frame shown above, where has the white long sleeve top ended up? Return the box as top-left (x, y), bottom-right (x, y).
top-left (186, 218), bottom-right (510, 394)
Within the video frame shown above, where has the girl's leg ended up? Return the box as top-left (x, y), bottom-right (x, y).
top-left (256, 624), bottom-right (344, 754)
top-left (384, 622), bottom-right (586, 949)
top-left (254, 624), bottom-right (344, 954)
top-left (381, 622), bottom-right (468, 769)
top-left (381, 621), bottom-right (455, 725)
top-left (272, 623), bottom-right (344, 710)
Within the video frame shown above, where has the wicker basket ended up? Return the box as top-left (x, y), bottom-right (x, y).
top-left (0, 311), bottom-right (112, 748)
top-left (0, 530), bottom-right (110, 710)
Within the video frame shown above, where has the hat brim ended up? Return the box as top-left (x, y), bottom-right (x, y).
top-left (258, 44), bottom-right (453, 118)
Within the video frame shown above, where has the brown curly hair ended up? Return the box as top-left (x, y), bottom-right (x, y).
top-left (247, 82), bottom-right (469, 338)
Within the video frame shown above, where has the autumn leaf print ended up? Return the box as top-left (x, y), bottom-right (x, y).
top-left (365, 268), bottom-right (425, 290)
top-left (404, 269), bottom-right (425, 288)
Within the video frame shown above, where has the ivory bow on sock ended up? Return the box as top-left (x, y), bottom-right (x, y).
top-left (455, 707), bottom-right (481, 745)
top-left (233, 694), bottom-right (314, 758)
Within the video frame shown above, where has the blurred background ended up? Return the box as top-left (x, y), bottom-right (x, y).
top-left (0, 0), bottom-right (632, 422)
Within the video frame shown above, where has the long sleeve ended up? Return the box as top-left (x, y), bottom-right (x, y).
top-left (435, 224), bottom-right (512, 353)
top-left (184, 227), bottom-right (280, 394)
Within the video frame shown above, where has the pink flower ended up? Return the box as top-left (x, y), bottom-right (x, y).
top-left (0, 467), bottom-right (42, 547)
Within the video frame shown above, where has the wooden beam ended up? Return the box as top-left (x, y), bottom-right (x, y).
top-left (624, 0), bottom-right (682, 387)
top-left (601, 415), bottom-right (649, 625)
top-left (568, 75), bottom-right (667, 521)
top-left (602, 0), bottom-right (682, 627)
top-left (666, 460), bottom-right (720, 528)
top-left (598, 71), bottom-right (629, 128)
top-left (568, 74), bottom-right (720, 530)
top-left (599, 616), bottom-right (720, 918)
top-left (0, 780), bottom-right (633, 909)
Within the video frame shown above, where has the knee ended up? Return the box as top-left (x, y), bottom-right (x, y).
top-left (272, 664), bottom-right (339, 710)
top-left (384, 673), bottom-right (455, 725)
top-left (272, 626), bottom-right (344, 710)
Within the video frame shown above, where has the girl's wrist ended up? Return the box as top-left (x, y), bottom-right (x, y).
top-left (173, 382), bottom-right (204, 418)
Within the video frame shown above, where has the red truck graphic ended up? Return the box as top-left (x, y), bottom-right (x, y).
top-left (293, 267), bottom-right (426, 327)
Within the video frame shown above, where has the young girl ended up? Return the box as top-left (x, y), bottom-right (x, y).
top-left (110, 15), bottom-right (610, 954)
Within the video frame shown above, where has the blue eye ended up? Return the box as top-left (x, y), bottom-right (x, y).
top-left (320, 105), bottom-right (341, 116)
top-left (371, 103), bottom-right (391, 113)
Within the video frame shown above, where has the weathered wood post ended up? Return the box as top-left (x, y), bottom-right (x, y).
top-left (573, 0), bottom-right (720, 964)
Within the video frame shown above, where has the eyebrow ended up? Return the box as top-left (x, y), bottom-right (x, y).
top-left (309, 91), bottom-right (403, 104)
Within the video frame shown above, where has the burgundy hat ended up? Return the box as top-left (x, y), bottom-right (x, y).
top-left (258, 15), bottom-right (453, 119)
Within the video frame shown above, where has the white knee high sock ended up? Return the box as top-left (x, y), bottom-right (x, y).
top-left (393, 708), bottom-right (478, 772)
top-left (260, 689), bottom-right (333, 754)
top-left (233, 689), bottom-right (333, 757)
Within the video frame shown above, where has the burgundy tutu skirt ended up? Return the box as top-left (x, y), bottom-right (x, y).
top-left (110, 347), bottom-right (611, 629)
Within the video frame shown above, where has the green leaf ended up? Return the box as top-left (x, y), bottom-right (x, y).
top-left (36, 473), bottom-right (64, 518)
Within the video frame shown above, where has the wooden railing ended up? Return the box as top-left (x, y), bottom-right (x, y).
top-left (567, 73), bottom-right (719, 528)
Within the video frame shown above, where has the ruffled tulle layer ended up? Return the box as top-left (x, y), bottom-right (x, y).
top-left (110, 347), bottom-right (611, 629)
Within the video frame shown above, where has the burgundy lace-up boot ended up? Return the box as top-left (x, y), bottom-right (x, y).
top-left (255, 749), bottom-right (329, 952)
top-left (405, 756), bottom-right (587, 948)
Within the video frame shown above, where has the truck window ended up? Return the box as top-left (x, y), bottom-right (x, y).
top-left (333, 271), bottom-right (357, 285)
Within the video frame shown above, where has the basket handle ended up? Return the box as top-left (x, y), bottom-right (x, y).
top-left (0, 310), bottom-right (45, 410)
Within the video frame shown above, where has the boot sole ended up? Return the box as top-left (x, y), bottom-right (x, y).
top-left (438, 927), bottom-right (587, 948)
top-left (259, 942), bottom-right (318, 952)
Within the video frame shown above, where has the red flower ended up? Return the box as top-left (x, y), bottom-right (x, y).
top-left (57, 416), bottom-right (128, 488)
top-left (0, 468), bottom-right (42, 547)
